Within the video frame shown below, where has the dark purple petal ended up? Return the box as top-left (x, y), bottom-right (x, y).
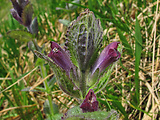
top-left (10, 9), bottom-right (23, 24)
top-left (92, 101), bottom-right (99, 111)
top-left (10, 0), bottom-right (23, 17)
top-left (80, 89), bottom-right (98, 113)
top-left (48, 41), bottom-right (74, 75)
top-left (92, 42), bottom-right (121, 74)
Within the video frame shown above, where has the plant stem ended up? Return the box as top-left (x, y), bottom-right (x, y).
top-left (80, 71), bottom-right (86, 99)
top-left (40, 63), bottom-right (55, 117)
top-left (27, 26), bottom-right (55, 117)
top-left (32, 39), bottom-right (41, 52)
top-left (66, 3), bottom-right (72, 21)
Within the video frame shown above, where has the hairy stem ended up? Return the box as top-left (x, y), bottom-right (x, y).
top-left (40, 64), bottom-right (55, 117)
top-left (27, 25), bottom-right (55, 117)
top-left (80, 71), bottom-right (87, 99)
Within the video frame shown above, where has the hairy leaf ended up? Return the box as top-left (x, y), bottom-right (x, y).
top-left (22, 3), bottom-right (33, 26)
top-left (7, 30), bottom-right (33, 42)
top-left (65, 9), bottom-right (103, 71)
top-left (62, 106), bottom-right (119, 120)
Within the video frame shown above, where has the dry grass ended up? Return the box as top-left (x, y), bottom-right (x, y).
top-left (108, 1), bottom-right (160, 119)
top-left (0, 0), bottom-right (160, 120)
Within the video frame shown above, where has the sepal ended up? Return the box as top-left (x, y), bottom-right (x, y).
top-left (30, 17), bottom-right (38, 35)
top-left (93, 65), bottom-right (115, 94)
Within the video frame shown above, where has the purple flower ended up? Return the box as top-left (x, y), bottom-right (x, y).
top-left (80, 89), bottom-right (98, 113)
top-left (92, 42), bottom-right (121, 74)
top-left (48, 41), bottom-right (74, 76)
top-left (10, 0), bottom-right (33, 27)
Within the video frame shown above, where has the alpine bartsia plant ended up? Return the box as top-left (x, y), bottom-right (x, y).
top-left (35, 9), bottom-right (120, 119)
top-left (35, 8), bottom-right (121, 99)
top-left (9, 0), bottom-right (120, 117)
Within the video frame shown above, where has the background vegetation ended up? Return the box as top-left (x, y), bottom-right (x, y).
top-left (0, 0), bottom-right (159, 119)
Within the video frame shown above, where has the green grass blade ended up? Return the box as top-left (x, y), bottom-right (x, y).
top-left (117, 28), bottom-right (133, 56)
top-left (134, 18), bottom-right (143, 105)
top-left (111, 100), bottom-right (128, 120)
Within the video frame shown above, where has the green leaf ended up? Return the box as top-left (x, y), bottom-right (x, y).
top-left (47, 114), bottom-right (63, 120)
top-left (88, 68), bottom-right (100, 87)
top-left (66, 0), bottom-right (80, 10)
top-left (21, 87), bottom-right (47, 92)
top-left (21, 87), bottom-right (40, 92)
top-left (111, 101), bottom-right (128, 119)
top-left (30, 17), bottom-right (38, 35)
top-left (94, 64), bottom-right (115, 94)
top-left (117, 28), bottom-right (133, 56)
top-left (65, 9), bottom-right (103, 71)
top-left (43, 100), bottom-right (59, 115)
top-left (22, 3), bottom-right (33, 26)
top-left (7, 30), bottom-right (33, 42)
top-left (63, 106), bottom-right (119, 120)
top-left (48, 76), bottom-right (57, 89)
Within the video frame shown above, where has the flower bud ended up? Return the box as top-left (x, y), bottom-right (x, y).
top-left (48, 41), bottom-right (74, 76)
top-left (92, 42), bottom-right (121, 74)
top-left (10, 0), bottom-right (33, 27)
top-left (80, 89), bottom-right (98, 113)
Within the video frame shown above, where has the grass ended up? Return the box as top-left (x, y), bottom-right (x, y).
top-left (0, 0), bottom-right (160, 120)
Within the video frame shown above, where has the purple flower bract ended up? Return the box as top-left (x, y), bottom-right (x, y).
top-left (48, 41), bottom-right (74, 76)
top-left (92, 42), bottom-right (121, 74)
